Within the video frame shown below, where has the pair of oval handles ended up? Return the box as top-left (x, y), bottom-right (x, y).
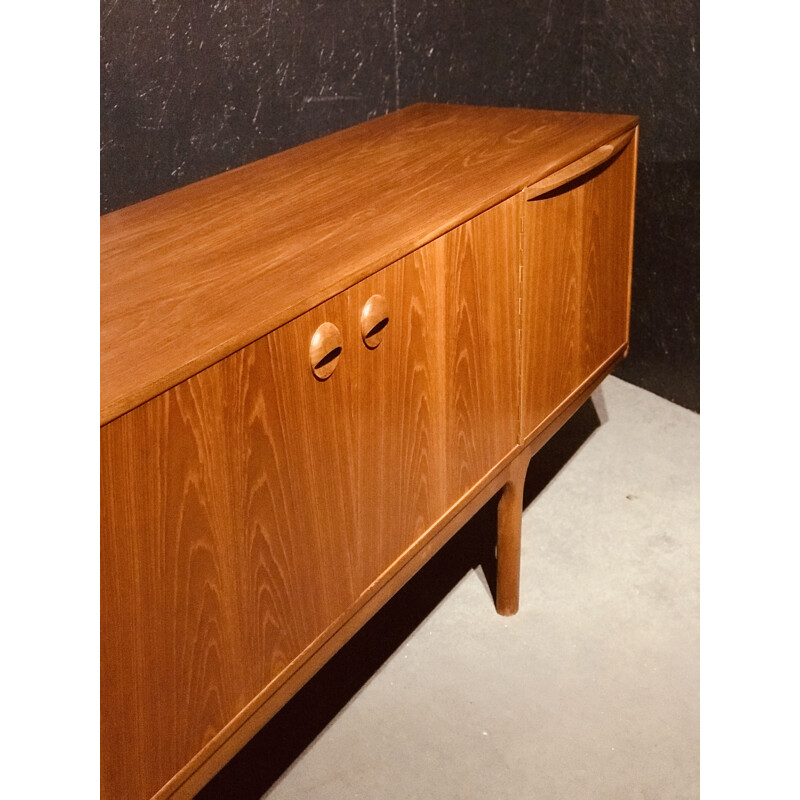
top-left (309, 294), bottom-right (388, 380)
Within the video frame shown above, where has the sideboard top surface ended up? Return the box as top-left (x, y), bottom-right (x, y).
top-left (101, 103), bottom-right (637, 425)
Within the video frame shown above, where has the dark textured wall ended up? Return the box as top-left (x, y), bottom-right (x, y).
top-left (101, 0), bottom-right (699, 408)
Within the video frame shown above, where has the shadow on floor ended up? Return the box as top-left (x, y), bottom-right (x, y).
top-left (196, 397), bottom-right (601, 799)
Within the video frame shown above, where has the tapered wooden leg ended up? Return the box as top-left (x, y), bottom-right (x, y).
top-left (496, 457), bottom-right (528, 616)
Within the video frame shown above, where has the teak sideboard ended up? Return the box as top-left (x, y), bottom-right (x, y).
top-left (101, 103), bottom-right (638, 800)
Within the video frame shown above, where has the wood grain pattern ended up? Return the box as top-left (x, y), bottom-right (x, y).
top-left (101, 104), bottom-right (637, 424)
top-left (101, 290), bottom-right (363, 800)
top-left (101, 195), bottom-right (525, 800)
top-left (162, 341), bottom-right (624, 799)
top-left (351, 196), bottom-right (522, 592)
top-left (354, 256), bottom-right (447, 588)
top-left (101, 108), bottom-right (639, 800)
top-left (101, 369), bottom-right (245, 800)
top-left (409, 196), bottom-right (522, 502)
top-left (444, 197), bottom-right (521, 498)
top-left (521, 135), bottom-right (637, 438)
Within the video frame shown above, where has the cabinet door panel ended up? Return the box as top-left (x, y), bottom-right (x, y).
top-left (355, 256), bottom-right (447, 586)
top-left (521, 136), bottom-right (636, 437)
top-left (353, 197), bottom-right (520, 592)
top-left (242, 294), bottom-right (360, 636)
top-left (101, 371), bottom-right (246, 800)
top-left (101, 293), bottom-right (359, 800)
top-left (439, 197), bottom-right (521, 499)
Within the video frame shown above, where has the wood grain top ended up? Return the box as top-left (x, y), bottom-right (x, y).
top-left (101, 103), bottom-right (637, 425)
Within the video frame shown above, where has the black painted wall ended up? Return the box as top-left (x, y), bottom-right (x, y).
top-left (101, 0), bottom-right (699, 410)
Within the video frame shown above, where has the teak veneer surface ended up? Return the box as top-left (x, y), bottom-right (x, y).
top-left (521, 132), bottom-right (638, 438)
top-left (101, 103), bottom-right (639, 800)
top-left (101, 197), bottom-right (523, 800)
top-left (101, 103), bottom-right (637, 425)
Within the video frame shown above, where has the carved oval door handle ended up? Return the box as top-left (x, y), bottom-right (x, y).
top-left (360, 294), bottom-right (389, 349)
top-left (309, 322), bottom-right (343, 380)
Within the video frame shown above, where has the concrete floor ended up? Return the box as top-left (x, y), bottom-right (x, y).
top-left (199, 376), bottom-right (699, 800)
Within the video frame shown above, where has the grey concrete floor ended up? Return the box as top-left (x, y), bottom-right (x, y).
top-left (199, 376), bottom-right (699, 799)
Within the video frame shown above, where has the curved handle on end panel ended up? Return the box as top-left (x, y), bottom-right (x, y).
top-left (526, 128), bottom-right (636, 200)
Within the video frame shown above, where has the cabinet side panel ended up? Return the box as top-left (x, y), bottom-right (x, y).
top-left (441, 197), bottom-right (521, 499)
